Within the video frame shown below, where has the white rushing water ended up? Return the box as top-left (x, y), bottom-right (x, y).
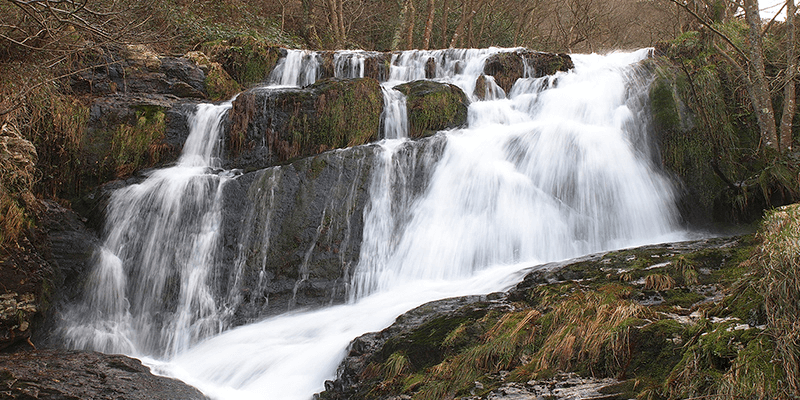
top-left (63, 47), bottom-right (685, 399)
top-left (61, 103), bottom-right (235, 357)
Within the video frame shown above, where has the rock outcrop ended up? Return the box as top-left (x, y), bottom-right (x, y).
top-left (393, 80), bottom-right (470, 138)
top-left (219, 136), bottom-right (447, 321)
top-left (317, 235), bottom-right (763, 400)
top-left (226, 77), bottom-right (384, 171)
top-left (0, 350), bottom-right (208, 399)
top-left (483, 50), bottom-right (573, 93)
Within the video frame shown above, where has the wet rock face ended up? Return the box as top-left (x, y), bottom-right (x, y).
top-left (0, 350), bottom-right (208, 400)
top-left (226, 77), bottom-right (383, 171)
top-left (393, 80), bottom-right (470, 138)
top-left (219, 149), bottom-right (374, 322)
top-left (0, 201), bottom-right (100, 350)
top-left (218, 136), bottom-right (447, 323)
top-left (483, 50), bottom-right (573, 93)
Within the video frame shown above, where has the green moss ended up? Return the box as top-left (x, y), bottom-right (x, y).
top-left (380, 315), bottom-right (474, 370)
top-left (205, 64), bottom-right (241, 101)
top-left (650, 76), bottom-right (681, 134)
top-left (309, 156), bottom-right (327, 179)
top-left (394, 81), bottom-right (469, 139)
top-left (110, 107), bottom-right (166, 177)
top-left (217, 38), bottom-right (282, 87)
top-left (661, 289), bottom-right (706, 308)
top-left (307, 78), bottom-right (382, 149)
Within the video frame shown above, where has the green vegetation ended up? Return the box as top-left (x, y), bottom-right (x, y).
top-left (110, 107), bottom-right (167, 178)
top-left (394, 81), bottom-right (469, 138)
top-left (652, 11), bottom-right (800, 224)
top-left (204, 37), bottom-right (283, 88)
top-left (228, 78), bottom-right (382, 162)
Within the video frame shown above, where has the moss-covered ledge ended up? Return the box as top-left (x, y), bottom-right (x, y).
top-left (393, 80), bottom-right (470, 139)
top-left (226, 77), bottom-right (383, 171)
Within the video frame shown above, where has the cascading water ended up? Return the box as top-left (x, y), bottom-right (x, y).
top-left (62, 47), bottom-right (685, 400)
top-left (61, 102), bottom-right (235, 357)
top-left (268, 50), bottom-right (320, 87)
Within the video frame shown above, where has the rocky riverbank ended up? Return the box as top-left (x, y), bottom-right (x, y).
top-left (317, 213), bottom-right (793, 400)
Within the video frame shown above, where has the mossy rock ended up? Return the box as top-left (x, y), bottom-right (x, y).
top-left (214, 37), bottom-right (283, 87)
top-left (77, 97), bottom-right (178, 200)
top-left (226, 77), bottom-right (382, 170)
top-left (483, 50), bottom-right (573, 93)
top-left (393, 80), bottom-right (469, 139)
top-left (186, 51), bottom-right (241, 101)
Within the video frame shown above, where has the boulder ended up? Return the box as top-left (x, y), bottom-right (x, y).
top-left (483, 50), bottom-right (573, 93)
top-left (72, 94), bottom-right (189, 201)
top-left (186, 51), bottom-right (241, 101)
top-left (226, 77), bottom-right (383, 171)
top-left (393, 80), bottom-right (469, 138)
top-left (69, 45), bottom-right (207, 99)
top-left (317, 236), bottom-right (756, 400)
top-left (0, 350), bottom-right (208, 399)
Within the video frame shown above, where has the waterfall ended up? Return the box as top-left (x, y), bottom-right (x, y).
top-left (61, 103), bottom-right (234, 357)
top-left (268, 50), bottom-right (320, 87)
top-left (333, 50), bottom-right (366, 79)
top-left (61, 47), bottom-right (685, 400)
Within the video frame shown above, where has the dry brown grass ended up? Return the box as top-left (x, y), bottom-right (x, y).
top-left (531, 287), bottom-right (646, 377)
top-left (644, 273), bottom-right (676, 291)
top-left (751, 204), bottom-right (800, 398)
top-left (0, 123), bottom-right (38, 245)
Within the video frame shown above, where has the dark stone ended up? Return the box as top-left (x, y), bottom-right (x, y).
top-left (316, 236), bottom-right (751, 400)
top-left (318, 295), bottom-right (511, 399)
top-left (69, 47), bottom-right (207, 99)
top-left (225, 78), bottom-right (383, 171)
top-left (393, 80), bottom-right (470, 139)
top-left (217, 136), bottom-right (447, 323)
top-left (0, 236), bottom-right (53, 352)
top-left (0, 349), bottom-right (208, 399)
top-left (424, 57), bottom-right (436, 79)
top-left (68, 94), bottom-right (192, 202)
top-left (318, 51), bottom-right (391, 81)
top-left (483, 50), bottom-right (573, 93)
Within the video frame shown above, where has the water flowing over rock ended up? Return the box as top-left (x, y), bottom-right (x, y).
top-left (483, 50), bottom-right (573, 93)
top-left (54, 47), bottom-right (688, 400)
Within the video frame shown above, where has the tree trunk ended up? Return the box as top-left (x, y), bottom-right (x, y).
top-left (405, 0), bottom-right (417, 49)
top-left (326, 0), bottom-right (343, 46)
top-left (301, 0), bottom-right (321, 48)
top-left (440, 0), bottom-right (449, 48)
top-left (391, 0), bottom-right (413, 50)
top-left (422, 0), bottom-right (436, 49)
top-left (780, 0), bottom-right (796, 152)
top-left (744, 0), bottom-right (779, 152)
top-left (449, 0), bottom-right (489, 48)
top-left (450, 0), bottom-right (471, 48)
top-left (337, 0), bottom-right (346, 46)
